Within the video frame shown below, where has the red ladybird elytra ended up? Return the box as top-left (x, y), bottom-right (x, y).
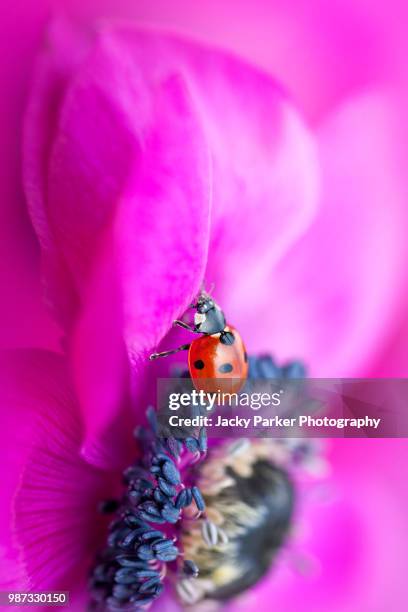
top-left (149, 292), bottom-right (248, 393)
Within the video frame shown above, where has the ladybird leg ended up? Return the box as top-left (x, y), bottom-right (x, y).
top-left (173, 320), bottom-right (200, 333)
top-left (149, 343), bottom-right (191, 360)
top-left (220, 330), bottom-right (235, 345)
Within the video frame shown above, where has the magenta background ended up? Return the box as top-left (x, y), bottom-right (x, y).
top-left (0, 2), bottom-right (407, 611)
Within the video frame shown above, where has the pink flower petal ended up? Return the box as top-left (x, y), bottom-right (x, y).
top-left (0, 350), bottom-right (114, 590)
top-left (231, 439), bottom-right (408, 612)
top-left (24, 24), bottom-right (320, 465)
top-left (43, 27), bottom-right (212, 342)
top-left (93, 27), bottom-right (319, 307)
top-left (0, 8), bottom-right (62, 352)
top-left (71, 237), bottom-right (134, 469)
top-left (223, 93), bottom-right (407, 376)
top-left (24, 24), bottom-right (212, 466)
top-left (204, 96), bottom-right (318, 316)
top-left (23, 19), bottom-right (93, 328)
top-left (49, 1), bottom-right (398, 120)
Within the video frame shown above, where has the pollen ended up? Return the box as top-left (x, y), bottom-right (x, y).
top-left (179, 439), bottom-right (295, 603)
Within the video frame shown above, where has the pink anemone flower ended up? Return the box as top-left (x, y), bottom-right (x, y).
top-left (1, 348), bottom-right (407, 611)
top-left (1, 14), bottom-right (408, 612)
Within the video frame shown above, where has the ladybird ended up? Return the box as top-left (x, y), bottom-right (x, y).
top-left (150, 292), bottom-right (248, 393)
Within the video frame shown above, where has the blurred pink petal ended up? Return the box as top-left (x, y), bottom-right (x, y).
top-left (370, 312), bottom-right (408, 375)
top-left (0, 350), bottom-right (113, 589)
top-left (56, 0), bottom-right (399, 120)
top-left (24, 24), bottom-right (212, 465)
top-left (204, 91), bottom-right (318, 321)
top-left (23, 19), bottom-right (93, 328)
top-left (24, 24), bottom-right (320, 465)
top-left (0, 2), bottom-right (61, 352)
top-left (222, 93), bottom-right (408, 376)
top-left (233, 439), bottom-right (408, 612)
top-left (100, 26), bottom-right (319, 358)
top-left (71, 237), bottom-right (133, 469)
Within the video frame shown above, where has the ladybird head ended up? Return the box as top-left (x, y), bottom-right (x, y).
top-left (192, 292), bottom-right (226, 335)
top-left (196, 294), bottom-right (215, 314)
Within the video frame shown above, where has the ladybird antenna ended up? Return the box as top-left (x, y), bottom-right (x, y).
top-left (200, 280), bottom-right (215, 298)
top-left (207, 282), bottom-right (215, 296)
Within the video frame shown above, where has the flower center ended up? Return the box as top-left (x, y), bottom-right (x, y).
top-left (90, 355), bottom-right (311, 610)
top-left (177, 439), bottom-right (294, 605)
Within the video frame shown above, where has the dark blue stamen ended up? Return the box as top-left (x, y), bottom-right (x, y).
top-left (138, 511), bottom-right (167, 525)
top-left (248, 355), bottom-right (307, 379)
top-left (152, 538), bottom-right (174, 552)
top-left (281, 361), bottom-right (306, 378)
top-left (136, 545), bottom-right (156, 561)
top-left (120, 530), bottom-right (143, 548)
top-left (157, 477), bottom-right (177, 497)
top-left (90, 400), bottom-right (207, 611)
top-left (191, 486), bottom-right (206, 512)
top-left (91, 353), bottom-right (305, 610)
top-left (116, 557), bottom-right (148, 569)
top-left (138, 501), bottom-right (161, 518)
top-left (151, 452), bottom-right (173, 464)
top-left (123, 515), bottom-right (149, 529)
top-left (139, 529), bottom-right (165, 542)
top-left (161, 502), bottom-right (180, 523)
top-left (133, 569), bottom-right (160, 579)
top-left (146, 406), bottom-right (158, 434)
top-left (133, 584), bottom-right (163, 604)
top-left (175, 488), bottom-right (193, 509)
top-left (161, 460), bottom-right (181, 485)
top-left (198, 427), bottom-right (207, 453)
top-left (138, 576), bottom-right (161, 593)
top-left (135, 478), bottom-right (154, 492)
top-left (112, 584), bottom-right (133, 599)
top-left (155, 546), bottom-right (179, 562)
top-left (185, 437), bottom-right (200, 453)
top-left (107, 528), bottom-right (133, 548)
top-left (114, 570), bottom-right (142, 585)
top-left (153, 488), bottom-right (169, 505)
top-left (123, 465), bottom-right (148, 484)
top-left (127, 491), bottom-right (141, 506)
top-left (164, 436), bottom-right (181, 458)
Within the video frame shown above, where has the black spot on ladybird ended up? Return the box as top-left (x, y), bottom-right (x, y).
top-left (194, 359), bottom-right (205, 370)
top-left (219, 363), bottom-right (233, 374)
